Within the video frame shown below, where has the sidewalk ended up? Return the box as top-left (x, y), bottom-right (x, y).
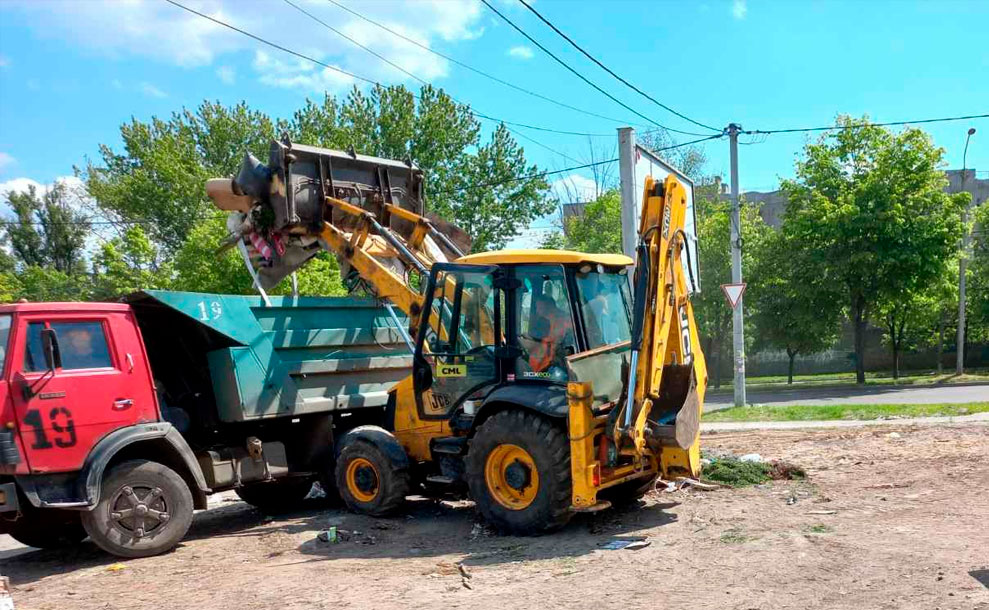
top-left (701, 411), bottom-right (989, 432)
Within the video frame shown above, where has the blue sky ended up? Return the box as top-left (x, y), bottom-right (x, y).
top-left (1, 0), bottom-right (987, 237)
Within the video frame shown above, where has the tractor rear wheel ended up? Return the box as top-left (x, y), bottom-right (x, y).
top-left (466, 410), bottom-right (572, 535)
top-left (335, 441), bottom-right (410, 516)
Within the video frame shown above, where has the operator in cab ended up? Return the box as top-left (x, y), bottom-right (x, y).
top-left (521, 294), bottom-right (573, 374)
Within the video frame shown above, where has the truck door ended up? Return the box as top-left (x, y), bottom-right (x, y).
top-left (10, 312), bottom-right (157, 473)
top-left (413, 263), bottom-right (502, 419)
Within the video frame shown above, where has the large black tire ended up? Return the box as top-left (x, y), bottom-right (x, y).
top-left (235, 477), bottom-right (314, 513)
top-left (335, 441), bottom-right (410, 517)
top-left (466, 410), bottom-right (572, 535)
top-left (80, 460), bottom-right (194, 558)
top-left (5, 504), bottom-right (87, 549)
top-left (599, 475), bottom-right (658, 506)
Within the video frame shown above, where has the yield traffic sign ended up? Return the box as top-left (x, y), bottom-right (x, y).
top-left (721, 283), bottom-right (746, 309)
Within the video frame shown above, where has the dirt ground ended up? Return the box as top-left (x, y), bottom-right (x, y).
top-left (2, 423), bottom-right (988, 610)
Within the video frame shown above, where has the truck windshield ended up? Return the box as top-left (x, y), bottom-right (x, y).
top-left (575, 269), bottom-right (632, 350)
top-left (0, 315), bottom-right (10, 375)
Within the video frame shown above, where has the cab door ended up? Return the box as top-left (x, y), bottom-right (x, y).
top-left (413, 263), bottom-right (502, 419)
top-left (10, 312), bottom-right (157, 473)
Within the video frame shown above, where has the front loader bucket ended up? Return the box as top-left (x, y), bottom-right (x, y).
top-left (646, 366), bottom-right (701, 450)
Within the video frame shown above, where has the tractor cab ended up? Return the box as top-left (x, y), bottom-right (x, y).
top-left (411, 250), bottom-right (634, 421)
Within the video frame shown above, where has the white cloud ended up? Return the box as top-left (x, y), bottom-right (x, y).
top-left (507, 45), bottom-right (534, 60)
top-left (0, 54), bottom-right (10, 68)
top-left (139, 82), bottom-right (167, 98)
top-left (2, 0), bottom-right (485, 93)
top-left (252, 50), bottom-right (355, 94)
top-left (0, 153), bottom-right (15, 173)
top-left (216, 65), bottom-right (235, 84)
top-left (552, 174), bottom-right (599, 203)
top-left (732, 0), bottom-right (747, 19)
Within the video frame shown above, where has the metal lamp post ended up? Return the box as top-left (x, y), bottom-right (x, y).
top-left (956, 127), bottom-right (977, 375)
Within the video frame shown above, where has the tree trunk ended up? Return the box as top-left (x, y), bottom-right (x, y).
top-left (853, 296), bottom-right (867, 384)
top-left (892, 344), bottom-right (900, 380)
top-left (787, 349), bottom-right (797, 384)
top-left (936, 308), bottom-right (945, 374)
top-left (713, 339), bottom-right (722, 389)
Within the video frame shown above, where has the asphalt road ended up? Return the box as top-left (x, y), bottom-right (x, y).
top-left (706, 382), bottom-right (989, 410)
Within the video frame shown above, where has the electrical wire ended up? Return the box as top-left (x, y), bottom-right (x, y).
top-left (164, 0), bottom-right (614, 138)
top-left (283, 0), bottom-right (589, 164)
top-left (437, 133), bottom-right (723, 194)
top-left (516, 0), bottom-right (720, 134)
top-left (745, 113), bottom-right (989, 135)
top-left (324, 0), bottom-right (648, 128)
top-left (479, 0), bottom-right (713, 138)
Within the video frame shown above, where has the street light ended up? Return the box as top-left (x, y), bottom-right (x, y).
top-left (956, 127), bottom-right (977, 375)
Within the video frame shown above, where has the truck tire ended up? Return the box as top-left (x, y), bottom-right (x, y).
top-left (466, 410), bottom-right (573, 535)
top-left (80, 459), bottom-right (194, 558)
top-left (235, 477), bottom-right (314, 513)
top-left (5, 506), bottom-right (87, 550)
top-left (335, 441), bottom-right (409, 517)
top-left (599, 475), bottom-right (658, 506)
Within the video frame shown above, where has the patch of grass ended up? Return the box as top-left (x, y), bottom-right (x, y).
top-left (703, 457), bottom-right (772, 487)
top-left (704, 402), bottom-right (989, 423)
top-left (720, 528), bottom-right (751, 544)
top-left (805, 524), bottom-right (833, 534)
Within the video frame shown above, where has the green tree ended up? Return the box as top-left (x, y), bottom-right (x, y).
top-left (749, 230), bottom-right (843, 383)
top-left (966, 201), bottom-right (989, 346)
top-left (91, 226), bottom-right (172, 300)
top-left (780, 117), bottom-right (965, 383)
top-left (691, 184), bottom-right (770, 388)
top-left (549, 189), bottom-right (622, 254)
top-left (11, 266), bottom-right (88, 302)
top-left (3, 182), bottom-right (89, 274)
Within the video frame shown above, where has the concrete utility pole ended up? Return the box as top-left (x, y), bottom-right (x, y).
top-left (618, 127), bottom-right (638, 264)
top-left (728, 123), bottom-right (746, 407)
top-left (956, 127), bottom-right (977, 374)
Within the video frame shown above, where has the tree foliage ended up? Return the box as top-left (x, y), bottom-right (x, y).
top-left (780, 116), bottom-right (964, 383)
top-left (749, 229), bottom-right (843, 383)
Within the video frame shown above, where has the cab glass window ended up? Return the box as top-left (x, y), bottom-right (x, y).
top-left (0, 315), bottom-right (11, 375)
top-left (23, 321), bottom-right (113, 372)
top-left (514, 265), bottom-right (576, 380)
top-left (575, 269), bottom-right (632, 349)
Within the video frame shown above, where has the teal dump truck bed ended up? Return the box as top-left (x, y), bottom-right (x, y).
top-left (126, 290), bottom-right (411, 422)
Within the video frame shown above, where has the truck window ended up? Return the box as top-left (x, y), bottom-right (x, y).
top-left (0, 314), bottom-right (10, 375)
top-left (23, 321), bottom-right (113, 372)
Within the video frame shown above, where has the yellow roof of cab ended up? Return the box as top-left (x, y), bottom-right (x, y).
top-left (457, 249), bottom-right (632, 267)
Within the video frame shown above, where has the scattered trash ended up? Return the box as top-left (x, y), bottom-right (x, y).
top-left (106, 563), bottom-right (127, 572)
top-left (457, 563), bottom-right (472, 579)
top-left (461, 578), bottom-right (473, 590)
top-left (676, 478), bottom-right (721, 491)
top-left (470, 522), bottom-right (493, 540)
top-left (316, 527), bottom-right (339, 543)
top-left (699, 458), bottom-right (712, 467)
top-left (601, 537), bottom-right (648, 550)
top-left (786, 496), bottom-right (797, 505)
top-left (886, 432), bottom-right (902, 439)
top-left (304, 481), bottom-right (327, 500)
top-left (806, 510), bottom-right (837, 515)
top-left (768, 461), bottom-right (807, 481)
top-left (739, 453), bottom-right (764, 463)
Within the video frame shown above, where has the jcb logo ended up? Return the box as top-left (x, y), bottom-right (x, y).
top-left (437, 364), bottom-right (466, 378)
top-left (679, 305), bottom-right (692, 358)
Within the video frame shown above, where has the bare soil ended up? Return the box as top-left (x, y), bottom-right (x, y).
top-left (3, 423), bottom-right (988, 610)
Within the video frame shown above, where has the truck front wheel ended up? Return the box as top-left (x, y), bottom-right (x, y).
top-left (466, 410), bottom-right (573, 535)
top-left (81, 459), bottom-right (194, 558)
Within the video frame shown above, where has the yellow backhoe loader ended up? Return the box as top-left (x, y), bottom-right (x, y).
top-left (207, 138), bottom-right (707, 533)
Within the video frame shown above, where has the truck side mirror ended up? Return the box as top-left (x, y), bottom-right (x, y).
top-left (41, 328), bottom-right (61, 371)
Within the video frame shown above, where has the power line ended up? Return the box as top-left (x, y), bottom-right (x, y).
top-left (283, 0), bottom-right (588, 164)
top-left (516, 0), bottom-right (720, 134)
top-left (438, 133), bottom-right (723, 193)
top-left (324, 0), bottom-right (648, 129)
top-left (164, 0), bottom-right (614, 138)
top-left (479, 0), bottom-right (712, 138)
top-left (745, 113), bottom-right (989, 135)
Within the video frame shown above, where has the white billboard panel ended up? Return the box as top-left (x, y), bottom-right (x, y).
top-left (631, 144), bottom-right (701, 292)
